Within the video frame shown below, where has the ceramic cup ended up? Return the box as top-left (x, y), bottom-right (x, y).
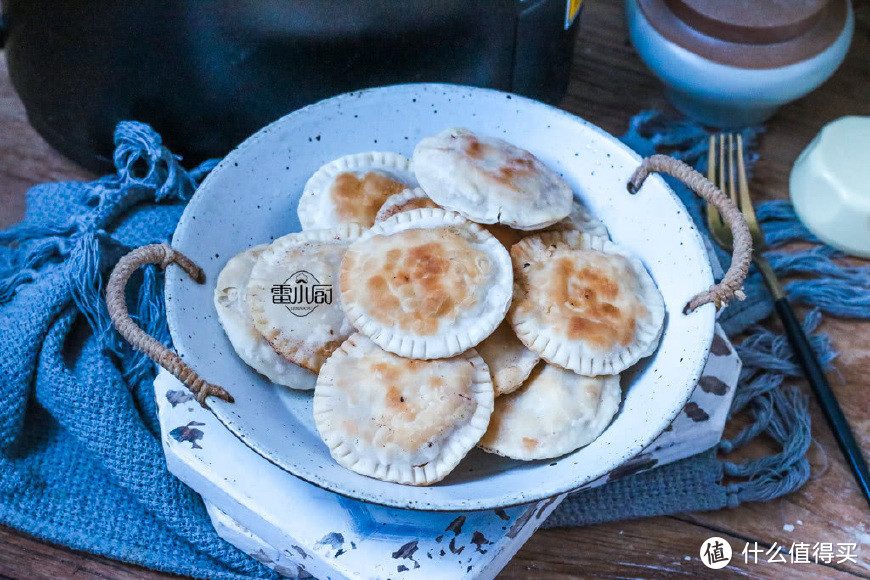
top-left (791, 116), bottom-right (870, 258)
top-left (627, 0), bottom-right (855, 126)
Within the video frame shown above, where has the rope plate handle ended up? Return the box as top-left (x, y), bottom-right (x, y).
top-left (628, 154), bottom-right (752, 314)
top-left (106, 243), bottom-right (233, 407)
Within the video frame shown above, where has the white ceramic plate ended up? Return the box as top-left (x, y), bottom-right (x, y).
top-left (166, 83), bottom-right (715, 511)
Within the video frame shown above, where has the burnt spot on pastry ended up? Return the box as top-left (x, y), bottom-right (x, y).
top-left (343, 228), bottom-right (489, 336)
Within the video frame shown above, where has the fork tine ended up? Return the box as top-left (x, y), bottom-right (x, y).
top-left (735, 134), bottom-right (759, 229)
top-left (719, 134), bottom-right (726, 199)
top-left (707, 134), bottom-right (716, 185)
top-left (706, 135), bottom-right (723, 233)
top-left (727, 133), bottom-right (738, 207)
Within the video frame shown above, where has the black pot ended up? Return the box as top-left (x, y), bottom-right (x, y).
top-left (1, 1), bottom-right (580, 172)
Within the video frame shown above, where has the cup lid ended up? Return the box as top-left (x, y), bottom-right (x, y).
top-left (638, 0), bottom-right (849, 69)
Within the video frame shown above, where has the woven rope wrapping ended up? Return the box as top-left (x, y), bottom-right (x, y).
top-left (628, 154), bottom-right (752, 313)
top-left (106, 243), bottom-right (234, 406)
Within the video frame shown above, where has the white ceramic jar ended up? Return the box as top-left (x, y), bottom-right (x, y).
top-left (791, 116), bottom-right (870, 258)
top-left (627, 0), bottom-right (854, 126)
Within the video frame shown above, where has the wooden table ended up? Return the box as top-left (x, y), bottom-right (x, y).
top-left (1, 1), bottom-right (868, 578)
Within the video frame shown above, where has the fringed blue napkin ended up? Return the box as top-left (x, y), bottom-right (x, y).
top-left (0, 126), bottom-right (271, 579)
top-left (1, 114), bottom-right (868, 577)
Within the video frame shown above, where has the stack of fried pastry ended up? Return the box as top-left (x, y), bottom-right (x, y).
top-left (214, 128), bottom-right (665, 486)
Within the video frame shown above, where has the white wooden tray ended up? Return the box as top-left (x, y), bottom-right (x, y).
top-left (156, 325), bottom-right (739, 579)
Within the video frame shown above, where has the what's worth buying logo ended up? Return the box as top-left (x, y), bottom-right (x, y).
top-left (271, 271), bottom-right (332, 317)
top-left (700, 537), bottom-right (732, 569)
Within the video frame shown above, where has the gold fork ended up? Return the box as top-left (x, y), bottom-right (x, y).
top-left (706, 134), bottom-right (870, 508)
top-left (706, 134), bottom-right (783, 300)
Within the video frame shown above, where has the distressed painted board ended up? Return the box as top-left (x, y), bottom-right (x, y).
top-left (155, 325), bottom-right (739, 579)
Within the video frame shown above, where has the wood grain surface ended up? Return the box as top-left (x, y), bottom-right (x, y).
top-left (1, 0), bottom-right (869, 578)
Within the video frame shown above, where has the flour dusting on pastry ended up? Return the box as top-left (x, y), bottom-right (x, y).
top-left (314, 334), bottom-right (493, 485)
top-left (478, 365), bottom-right (621, 460)
top-left (413, 128), bottom-right (572, 230)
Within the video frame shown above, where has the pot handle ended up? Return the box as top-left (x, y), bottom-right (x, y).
top-left (106, 243), bottom-right (233, 407)
top-left (628, 154), bottom-right (752, 314)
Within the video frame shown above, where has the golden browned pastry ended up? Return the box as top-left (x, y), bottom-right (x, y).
top-left (509, 230), bottom-right (664, 375)
top-left (340, 208), bottom-right (512, 359)
top-left (298, 152), bottom-right (416, 229)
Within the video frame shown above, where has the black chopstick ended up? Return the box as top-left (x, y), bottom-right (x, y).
top-left (773, 297), bottom-right (870, 509)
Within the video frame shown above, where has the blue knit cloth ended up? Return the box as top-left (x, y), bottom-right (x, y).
top-left (1, 115), bottom-right (867, 578)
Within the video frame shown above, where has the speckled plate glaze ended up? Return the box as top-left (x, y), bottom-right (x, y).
top-left (166, 83), bottom-right (715, 511)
